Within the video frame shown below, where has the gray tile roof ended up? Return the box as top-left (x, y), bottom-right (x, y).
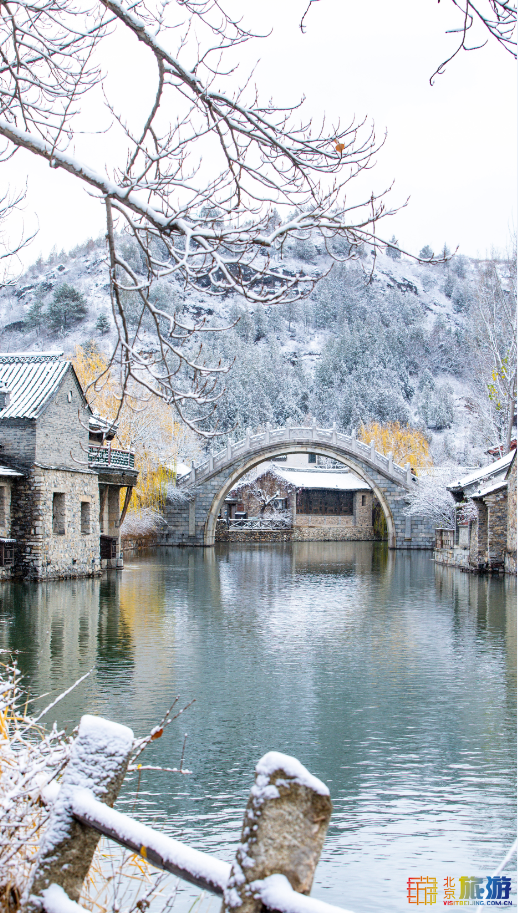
top-left (0, 352), bottom-right (74, 419)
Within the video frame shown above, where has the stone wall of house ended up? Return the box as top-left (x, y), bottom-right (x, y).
top-left (35, 366), bottom-right (90, 470)
top-left (506, 458), bottom-right (516, 574)
top-left (467, 490), bottom-right (508, 571)
top-left (11, 465), bottom-right (101, 580)
top-left (0, 418), bottom-right (36, 467)
top-left (485, 492), bottom-right (508, 566)
top-left (354, 490), bottom-right (373, 528)
top-left (469, 503), bottom-right (486, 568)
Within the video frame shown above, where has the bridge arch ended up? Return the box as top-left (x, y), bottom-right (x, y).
top-left (171, 424), bottom-right (435, 549)
top-left (204, 443), bottom-right (397, 547)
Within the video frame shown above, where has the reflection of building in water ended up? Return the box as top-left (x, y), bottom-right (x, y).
top-left (117, 561), bottom-right (175, 717)
top-left (0, 577), bottom-right (102, 691)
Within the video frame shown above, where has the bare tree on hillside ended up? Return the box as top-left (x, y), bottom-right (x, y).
top-left (0, 0), bottom-right (419, 432)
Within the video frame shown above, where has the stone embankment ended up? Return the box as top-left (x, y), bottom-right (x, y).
top-left (215, 520), bottom-right (378, 543)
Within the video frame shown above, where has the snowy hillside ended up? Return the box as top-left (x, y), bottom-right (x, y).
top-left (0, 234), bottom-right (510, 465)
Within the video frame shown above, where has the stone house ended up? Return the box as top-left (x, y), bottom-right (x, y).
top-left (434, 449), bottom-right (516, 574)
top-left (221, 463), bottom-right (374, 541)
top-left (0, 352), bottom-right (138, 580)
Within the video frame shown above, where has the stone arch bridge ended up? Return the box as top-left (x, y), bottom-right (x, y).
top-left (166, 423), bottom-right (435, 549)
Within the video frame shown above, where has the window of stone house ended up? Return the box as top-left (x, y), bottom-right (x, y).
top-left (362, 494), bottom-right (366, 506)
top-left (0, 486), bottom-right (5, 528)
top-left (52, 493), bottom-right (66, 535)
top-left (81, 501), bottom-right (91, 535)
top-left (297, 489), bottom-right (353, 516)
top-left (308, 453), bottom-right (316, 464)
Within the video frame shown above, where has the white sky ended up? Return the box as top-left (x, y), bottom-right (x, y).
top-left (4, 0), bottom-right (517, 267)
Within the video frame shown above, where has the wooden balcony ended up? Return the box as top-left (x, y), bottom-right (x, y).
top-left (88, 445), bottom-right (135, 469)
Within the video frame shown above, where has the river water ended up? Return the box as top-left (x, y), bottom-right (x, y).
top-left (1, 542), bottom-right (516, 913)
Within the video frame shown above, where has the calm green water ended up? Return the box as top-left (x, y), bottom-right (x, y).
top-left (0, 543), bottom-right (516, 912)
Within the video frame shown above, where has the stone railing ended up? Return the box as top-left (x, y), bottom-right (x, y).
top-left (178, 423), bottom-right (416, 489)
top-left (88, 446), bottom-right (135, 469)
top-left (229, 516), bottom-right (292, 530)
top-left (26, 715), bottom-right (352, 915)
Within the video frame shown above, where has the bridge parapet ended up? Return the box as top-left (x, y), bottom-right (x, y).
top-left (178, 424), bottom-right (417, 490)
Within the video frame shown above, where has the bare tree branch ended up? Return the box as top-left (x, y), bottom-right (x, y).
top-left (0, 0), bottom-right (424, 432)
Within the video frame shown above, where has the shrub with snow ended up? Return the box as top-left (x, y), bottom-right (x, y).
top-left (120, 508), bottom-right (167, 542)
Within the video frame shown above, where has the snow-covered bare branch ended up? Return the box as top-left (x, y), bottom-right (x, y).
top-left (0, 0), bottom-right (418, 432)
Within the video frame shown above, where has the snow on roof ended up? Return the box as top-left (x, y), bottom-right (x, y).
top-left (0, 465), bottom-right (23, 477)
top-left (269, 464), bottom-right (369, 491)
top-left (470, 480), bottom-right (508, 499)
top-left (88, 412), bottom-right (118, 438)
top-left (447, 449), bottom-right (516, 491)
top-left (0, 353), bottom-right (72, 419)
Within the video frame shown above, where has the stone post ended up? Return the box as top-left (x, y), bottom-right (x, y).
top-left (25, 716), bottom-right (134, 911)
top-left (222, 752), bottom-right (332, 913)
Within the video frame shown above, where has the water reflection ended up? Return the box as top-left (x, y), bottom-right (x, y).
top-left (0, 544), bottom-right (515, 912)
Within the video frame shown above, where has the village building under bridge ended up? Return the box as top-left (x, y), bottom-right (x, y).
top-left (220, 462), bottom-right (377, 542)
top-left (0, 352), bottom-right (138, 581)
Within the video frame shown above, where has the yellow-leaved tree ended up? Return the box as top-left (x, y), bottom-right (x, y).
top-left (72, 344), bottom-right (202, 515)
top-left (358, 422), bottom-right (433, 471)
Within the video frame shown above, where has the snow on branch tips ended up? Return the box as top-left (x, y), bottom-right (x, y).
top-left (0, 0), bottom-right (417, 433)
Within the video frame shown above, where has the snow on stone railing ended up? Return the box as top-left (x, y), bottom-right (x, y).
top-left (178, 423), bottom-right (415, 489)
top-left (229, 516), bottom-right (291, 530)
top-left (24, 716), bottom-right (354, 915)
